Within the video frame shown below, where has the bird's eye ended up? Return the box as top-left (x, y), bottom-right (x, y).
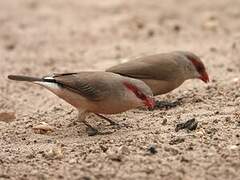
top-left (187, 56), bottom-right (205, 74)
top-left (197, 64), bottom-right (205, 73)
top-left (135, 90), bottom-right (146, 100)
top-left (123, 81), bottom-right (147, 100)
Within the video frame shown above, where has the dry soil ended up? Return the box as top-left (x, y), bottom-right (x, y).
top-left (0, 0), bottom-right (240, 180)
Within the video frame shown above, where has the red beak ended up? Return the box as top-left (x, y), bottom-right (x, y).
top-left (200, 71), bottom-right (209, 83)
top-left (144, 97), bottom-right (155, 109)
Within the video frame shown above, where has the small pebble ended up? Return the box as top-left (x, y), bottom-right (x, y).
top-left (232, 42), bottom-right (237, 49)
top-left (5, 43), bottom-right (16, 51)
top-left (225, 116), bottom-right (231, 122)
top-left (227, 68), bottom-right (234, 72)
top-left (0, 174), bottom-right (10, 179)
top-left (68, 158), bottom-right (77, 164)
top-left (107, 146), bottom-right (130, 161)
top-left (180, 156), bottom-right (190, 163)
top-left (164, 146), bottom-right (179, 155)
top-left (209, 47), bottom-right (217, 52)
top-left (33, 122), bottom-right (54, 134)
top-left (81, 176), bottom-right (91, 180)
top-left (146, 144), bottom-right (157, 154)
top-left (135, 20), bottom-right (145, 29)
top-left (43, 146), bottom-right (63, 159)
top-left (162, 118), bottom-right (167, 125)
top-left (173, 24), bottom-right (181, 32)
top-left (232, 78), bottom-right (239, 83)
top-left (202, 17), bottom-right (219, 31)
top-left (0, 112), bottom-right (16, 123)
top-left (169, 137), bottom-right (185, 145)
top-left (196, 129), bottom-right (206, 137)
top-left (118, 145), bottom-right (130, 155)
top-left (147, 29), bottom-right (155, 37)
top-left (99, 145), bottom-right (108, 152)
top-left (227, 145), bottom-right (238, 151)
top-left (107, 150), bottom-right (122, 162)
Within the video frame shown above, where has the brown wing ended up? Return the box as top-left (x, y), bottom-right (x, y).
top-left (106, 53), bottom-right (181, 81)
top-left (50, 72), bottom-right (110, 101)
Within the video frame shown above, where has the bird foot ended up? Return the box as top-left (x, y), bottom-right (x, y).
top-left (94, 113), bottom-right (120, 126)
top-left (85, 127), bottom-right (114, 136)
top-left (107, 120), bottom-right (119, 126)
top-left (110, 123), bottom-right (121, 130)
top-left (86, 127), bottom-right (99, 136)
top-left (153, 99), bottom-right (182, 110)
top-left (110, 122), bottom-right (132, 129)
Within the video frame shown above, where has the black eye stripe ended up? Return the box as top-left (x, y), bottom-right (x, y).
top-left (187, 55), bottom-right (205, 73)
top-left (135, 90), bottom-right (146, 100)
top-left (196, 64), bottom-right (205, 73)
top-left (123, 81), bottom-right (147, 100)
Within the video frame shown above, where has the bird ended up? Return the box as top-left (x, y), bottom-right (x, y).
top-left (106, 51), bottom-right (209, 97)
top-left (8, 72), bottom-right (155, 135)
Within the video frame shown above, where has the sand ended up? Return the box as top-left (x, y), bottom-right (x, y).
top-left (0, 0), bottom-right (240, 179)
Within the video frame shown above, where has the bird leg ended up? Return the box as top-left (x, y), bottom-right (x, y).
top-left (78, 110), bottom-right (98, 136)
top-left (78, 111), bottom-right (114, 136)
top-left (94, 113), bottom-right (119, 126)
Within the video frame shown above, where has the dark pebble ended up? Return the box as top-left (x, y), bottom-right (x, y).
top-left (99, 145), bottom-right (108, 152)
top-left (237, 121), bottom-right (240, 126)
top-left (147, 29), bottom-right (155, 37)
top-left (0, 174), bottom-right (10, 179)
top-left (147, 144), bottom-right (157, 154)
top-left (162, 118), bottom-right (167, 125)
top-left (175, 118), bottom-right (198, 132)
top-left (173, 24), bottom-right (181, 32)
top-left (82, 176), bottom-right (91, 180)
top-left (5, 43), bottom-right (16, 51)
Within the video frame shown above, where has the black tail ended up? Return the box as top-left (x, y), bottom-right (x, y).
top-left (8, 75), bottom-right (42, 82)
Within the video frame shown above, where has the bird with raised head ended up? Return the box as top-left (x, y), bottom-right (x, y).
top-left (8, 72), bottom-right (155, 135)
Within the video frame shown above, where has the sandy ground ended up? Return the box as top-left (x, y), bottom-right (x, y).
top-left (0, 0), bottom-right (240, 179)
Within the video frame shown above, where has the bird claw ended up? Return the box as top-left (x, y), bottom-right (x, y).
top-left (110, 122), bottom-right (132, 129)
top-left (108, 120), bottom-right (119, 126)
top-left (110, 123), bottom-right (121, 129)
top-left (86, 127), bottom-right (99, 136)
top-left (153, 100), bottom-right (182, 110)
top-left (86, 127), bottom-right (115, 136)
top-left (94, 113), bottom-right (120, 126)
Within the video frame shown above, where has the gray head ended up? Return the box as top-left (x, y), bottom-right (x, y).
top-left (174, 51), bottom-right (209, 83)
top-left (122, 78), bottom-right (155, 109)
